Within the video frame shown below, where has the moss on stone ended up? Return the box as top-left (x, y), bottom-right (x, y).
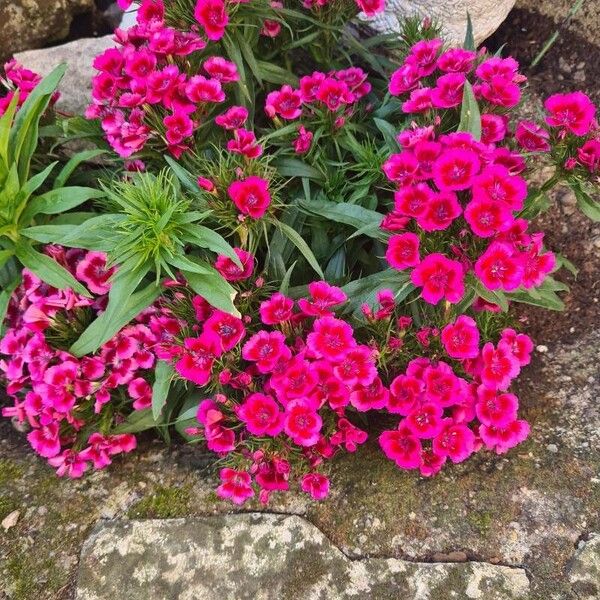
top-left (0, 458), bottom-right (25, 486)
top-left (128, 485), bottom-right (193, 519)
top-left (0, 495), bottom-right (18, 520)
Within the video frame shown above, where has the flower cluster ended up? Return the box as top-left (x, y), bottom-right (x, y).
top-left (86, 0), bottom-right (246, 157)
top-left (159, 279), bottom-right (378, 504)
top-left (382, 128), bottom-right (556, 305)
top-left (378, 316), bottom-right (532, 475)
top-left (265, 68), bottom-right (371, 154)
top-left (0, 247), bottom-right (176, 477)
top-left (0, 60), bottom-right (59, 116)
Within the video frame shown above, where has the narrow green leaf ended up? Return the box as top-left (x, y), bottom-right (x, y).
top-left (279, 260), bottom-right (297, 295)
top-left (113, 408), bottom-right (161, 434)
top-left (181, 268), bottom-right (240, 317)
top-left (24, 186), bottom-right (105, 218)
top-left (464, 12), bottom-right (475, 50)
top-left (275, 220), bottom-right (324, 278)
top-left (53, 149), bottom-right (106, 190)
top-left (474, 280), bottom-right (509, 311)
top-left (15, 241), bottom-right (91, 297)
top-left (570, 178), bottom-right (600, 221)
top-left (0, 276), bottom-right (20, 334)
top-left (180, 223), bottom-right (242, 267)
top-left (152, 361), bottom-right (174, 420)
top-left (373, 118), bottom-right (399, 152)
top-left (164, 155), bottom-right (202, 195)
top-left (273, 158), bottom-right (324, 182)
top-left (457, 80), bottom-right (482, 141)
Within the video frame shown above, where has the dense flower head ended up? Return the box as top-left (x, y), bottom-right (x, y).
top-left (0, 248), bottom-right (169, 477)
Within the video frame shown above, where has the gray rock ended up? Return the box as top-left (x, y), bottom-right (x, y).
top-left (361, 0), bottom-right (516, 45)
top-left (14, 36), bottom-right (115, 116)
top-left (0, 0), bottom-right (94, 61)
top-left (76, 514), bottom-right (530, 600)
top-left (569, 534), bottom-right (600, 600)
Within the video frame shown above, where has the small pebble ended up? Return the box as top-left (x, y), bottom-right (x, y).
top-left (547, 444), bottom-right (558, 453)
top-left (536, 345), bottom-right (549, 353)
top-left (2, 510), bottom-right (20, 531)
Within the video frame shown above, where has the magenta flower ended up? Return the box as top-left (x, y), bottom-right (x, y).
top-left (194, 0), bottom-right (229, 41)
top-left (185, 75), bottom-right (225, 103)
top-left (418, 191), bottom-right (462, 232)
top-left (300, 472), bottom-right (330, 500)
top-left (217, 468), bottom-right (254, 505)
top-left (515, 120), bottom-right (551, 152)
top-left (432, 421), bottom-right (475, 463)
top-left (242, 331), bottom-right (290, 373)
top-left (27, 423), bottom-right (61, 458)
top-left (227, 128), bottom-right (263, 159)
top-left (228, 176), bottom-right (271, 219)
top-left (283, 400), bottom-right (322, 447)
top-left (203, 56), bottom-right (239, 82)
top-left (410, 253), bottom-right (465, 305)
top-left (215, 106), bottom-right (248, 129)
top-left (464, 198), bottom-right (514, 238)
top-left (479, 419), bottom-right (530, 454)
top-left (432, 148), bottom-right (480, 191)
top-left (175, 335), bottom-right (220, 385)
top-left (75, 252), bottom-right (115, 295)
top-left (307, 316), bottom-right (356, 361)
top-left (215, 248), bottom-right (254, 281)
top-left (394, 183), bottom-right (434, 217)
top-left (476, 388), bottom-right (519, 428)
top-left (265, 85), bottom-right (303, 120)
top-left (379, 424), bottom-right (422, 469)
top-left (48, 450), bottom-right (87, 478)
top-left (480, 342), bottom-right (520, 391)
top-left (237, 393), bottom-right (283, 436)
top-left (475, 242), bottom-right (524, 291)
top-left (441, 316), bottom-right (480, 359)
top-left (544, 91), bottom-right (596, 136)
top-left (298, 281), bottom-right (347, 316)
top-left (259, 293), bottom-right (294, 325)
top-left (386, 232), bottom-right (420, 270)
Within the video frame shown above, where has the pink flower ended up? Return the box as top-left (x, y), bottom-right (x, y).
top-left (515, 120), bottom-right (551, 152)
top-left (382, 152), bottom-right (419, 185)
top-left (27, 422), bottom-right (61, 458)
top-left (433, 421), bottom-right (475, 463)
top-left (432, 148), bottom-right (480, 191)
top-left (175, 335), bottom-right (219, 385)
top-left (75, 252), bottom-right (115, 295)
top-left (410, 253), bottom-right (465, 304)
top-left (127, 377), bottom-right (152, 410)
top-left (394, 183), bottom-right (434, 217)
top-left (298, 281), bottom-right (347, 316)
top-left (406, 38), bottom-right (443, 77)
top-left (464, 198), bottom-right (514, 238)
top-left (203, 310), bottom-right (246, 352)
top-left (163, 111), bottom-right (194, 145)
top-left (227, 128), bottom-right (263, 159)
top-left (203, 56), bottom-right (239, 82)
top-left (422, 362), bottom-right (461, 407)
top-left (431, 73), bottom-right (466, 108)
top-left (194, 0), bottom-right (229, 41)
top-left (419, 448), bottom-right (446, 477)
top-left (48, 449), bottom-right (87, 478)
top-left (389, 63), bottom-right (421, 96)
top-left (300, 472), bottom-right (330, 500)
top-left (215, 248), bottom-right (254, 281)
top-left (388, 374), bottom-right (423, 415)
top-left (316, 77), bottom-right (353, 111)
top-left (479, 77), bottom-right (521, 108)
top-left (578, 139), bottom-right (600, 173)
top-left (386, 232), bottom-right (420, 270)
top-left (418, 191), bottom-right (462, 232)
top-left (242, 331), bottom-right (289, 373)
top-left (500, 328), bottom-right (533, 366)
top-left (197, 177), bottom-right (215, 192)
top-left (293, 126), bottom-right (313, 154)
top-left (479, 419), bottom-right (530, 454)
top-left (441, 316), bottom-right (480, 359)
top-left (284, 399), bottom-right (322, 446)
top-left (544, 91), bottom-right (596, 136)
top-left (475, 57), bottom-right (521, 82)
top-left (480, 341), bottom-right (520, 390)
top-left (480, 113), bottom-right (507, 144)
top-left (215, 106), bottom-right (248, 129)
top-left (349, 376), bottom-right (389, 411)
top-left (217, 468), bottom-right (254, 504)
top-left (406, 402), bottom-right (444, 439)
top-left (259, 293), bottom-right (294, 324)
top-left (185, 75), bottom-right (225, 103)
top-left (475, 242), bottom-right (524, 291)
top-left (333, 345), bottom-right (377, 387)
top-left (237, 393), bottom-right (283, 436)
top-left (379, 424), bottom-right (422, 469)
top-left (521, 244), bottom-right (555, 289)
top-left (307, 316), bottom-right (356, 361)
top-left (124, 49), bottom-right (157, 79)
top-left (299, 71), bottom-right (326, 103)
top-left (437, 48), bottom-right (476, 73)
top-left (228, 176), bottom-right (271, 218)
top-left (330, 417), bottom-right (368, 452)
top-left (265, 85), bottom-right (303, 120)
top-left (472, 165), bottom-right (527, 211)
top-left (476, 387), bottom-right (519, 427)
top-left (402, 88), bottom-right (433, 113)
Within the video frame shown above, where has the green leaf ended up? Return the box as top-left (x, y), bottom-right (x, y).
top-left (373, 118), bottom-right (399, 152)
top-left (113, 408), bottom-right (161, 434)
top-left (463, 12), bottom-right (475, 50)
top-left (507, 288), bottom-right (565, 311)
top-left (256, 61), bottom-right (299, 86)
top-left (53, 149), bottom-right (106, 189)
top-left (474, 280), bottom-right (509, 311)
top-left (274, 220), bottom-right (324, 278)
top-left (152, 361), bottom-right (174, 420)
top-left (167, 254), bottom-right (213, 276)
top-left (300, 197), bottom-right (386, 240)
top-left (14, 161), bottom-right (57, 207)
top-left (69, 261), bottom-right (155, 356)
top-left (0, 93), bottom-right (19, 169)
top-left (273, 158), bottom-right (324, 182)
top-left (164, 155), bottom-right (203, 195)
top-left (457, 80), bottom-right (481, 141)
top-left (24, 186), bottom-right (105, 218)
top-left (0, 250), bottom-right (14, 270)
top-left (0, 276), bottom-right (20, 334)
top-left (180, 223), bottom-right (242, 267)
top-left (279, 260), bottom-right (297, 295)
top-left (181, 268), bottom-right (240, 317)
top-left (15, 241), bottom-right (91, 297)
top-left (569, 178), bottom-right (600, 221)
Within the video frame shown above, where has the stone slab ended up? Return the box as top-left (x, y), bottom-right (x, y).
top-left (76, 513), bottom-right (530, 600)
